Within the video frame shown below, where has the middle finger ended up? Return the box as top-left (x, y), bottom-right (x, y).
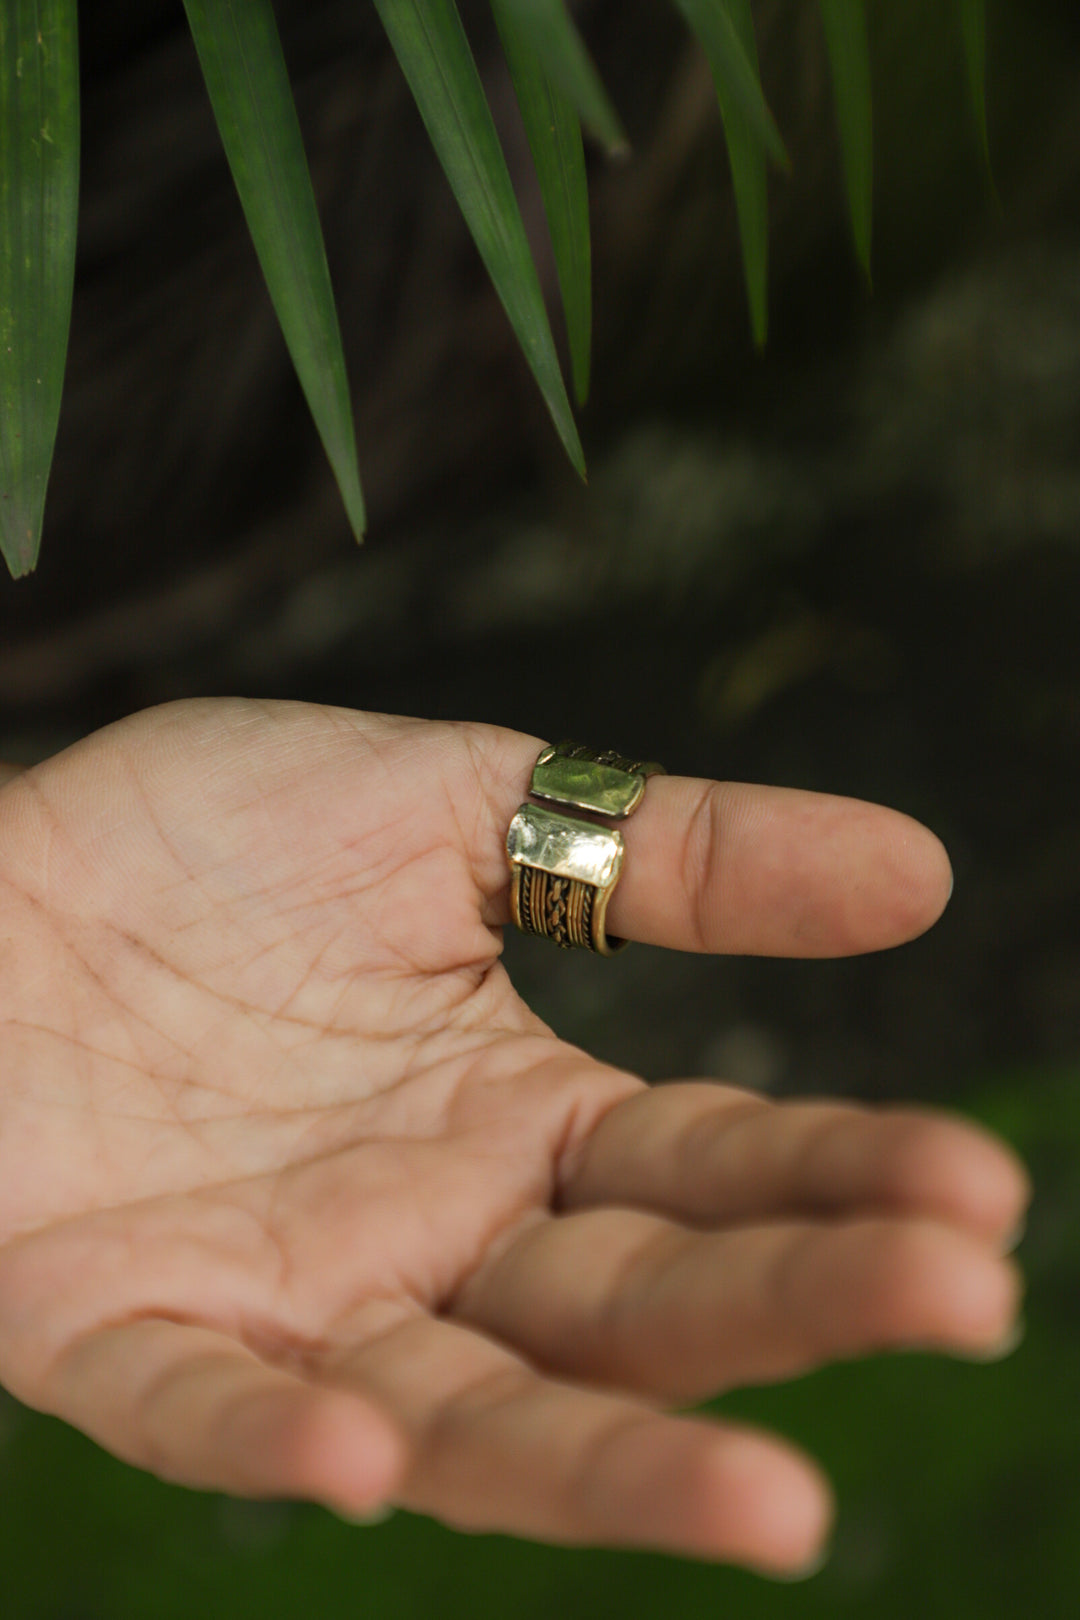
top-left (449, 1205), bottom-right (1024, 1402)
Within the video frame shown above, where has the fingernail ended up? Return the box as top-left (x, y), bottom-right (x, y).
top-left (962, 1315), bottom-right (1027, 1364)
top-left (1000, 1216), bottom-right (1026, 1255)
top-left (760, 1546), bottom-right (830, 1584)
top-left (329, 1501), bottom-right (396, 1527)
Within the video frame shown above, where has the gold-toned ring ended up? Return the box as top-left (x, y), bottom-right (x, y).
top-left (506, 743), bottom-right (665, 956)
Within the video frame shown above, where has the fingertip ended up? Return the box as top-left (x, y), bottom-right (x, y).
top-left (956, 1312), bottom-right (1027, 1365)
top-left (971, 1147), bottom-right (1033, 1253)
top-left (889, 1111), bottom-right (1033, 1248)
top-left (883, 816), bottom-right (954, 946)
top-left (967, 1251), bottom-right (1027, 1353)
top-left (891, 1223), bottom-right (1026, 1359)
top-left (958, 1137), bottom-right (1032, 1253)
top-left (699, 1430), bottom-right (835, 1575)
top-left (328, 1501), bottom-right (397, 1527)
top-left (758, 1543), bottom-right (832, 1583)
top-left (287, 1391), bottom-right (408, 1519)
top-left (928, 831), bottom-right (954, 925)
top-left (1000, 1214), bottom-right (1027, 1257)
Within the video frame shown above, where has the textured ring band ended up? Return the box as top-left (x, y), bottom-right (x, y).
top-left (506, 742), bottom-right (665, 955)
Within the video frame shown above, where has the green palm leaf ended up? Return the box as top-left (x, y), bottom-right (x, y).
top-left (820, 0), bottom-right (873, 279)
top-left (959, 0), bottom-right (993, 181)
top-left (492, 1), bottom-right (593, 403)
top-left (670, 0), bottom-right (789, 175)
top-left (182, 0), bottom-right (365, 539)
top-left (678, 0), bottom-right (772, 346)
top-left (374, 0), bottom-right (584, 477)
top-left (0, 0), bottom-right (79, 579)
top-left (493, 0), bottom-right (626, 155)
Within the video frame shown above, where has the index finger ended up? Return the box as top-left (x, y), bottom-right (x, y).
top-left (473, 731), bottom-right (953, 956)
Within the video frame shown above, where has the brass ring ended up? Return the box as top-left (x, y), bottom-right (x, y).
top-left (506, 743), bottom-right (665, 955)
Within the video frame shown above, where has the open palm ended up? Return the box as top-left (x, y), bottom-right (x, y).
top-left (0, 699), bottom-right (1027, 1574)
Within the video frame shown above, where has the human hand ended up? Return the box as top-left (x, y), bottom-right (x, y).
top-left (0, 701), bottom-right (1028, 1574)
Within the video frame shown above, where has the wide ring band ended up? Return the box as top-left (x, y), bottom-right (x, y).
top-left (506, 743), bottom-right (665, 956)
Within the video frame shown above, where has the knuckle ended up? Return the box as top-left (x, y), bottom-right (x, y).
top-left (678, 783), bottom-right (726, 954)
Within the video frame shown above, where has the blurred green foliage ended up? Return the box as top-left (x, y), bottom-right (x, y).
top-left (2, 1065), bottom-right (1076, 1620)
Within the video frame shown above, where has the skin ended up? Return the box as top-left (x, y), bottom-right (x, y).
top-left (0, 699), bottom-right (1029, 1575)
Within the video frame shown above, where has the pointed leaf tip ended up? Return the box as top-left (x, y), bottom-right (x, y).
top-left (959, 0), bottom-right (996, 198)
top-left (820, 0), bottom-right (873, 279)
top-left (493, 0), bottom-right (594, 407)
top-left (182, 0), bottom-right (365, 540)
top-left (375, 0), bottom-right (583, 476)
top-left (679, 0), bottom-right (771, 344)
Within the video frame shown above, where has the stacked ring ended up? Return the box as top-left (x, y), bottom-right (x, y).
top-left (506, 743), bottom-right (665, 955)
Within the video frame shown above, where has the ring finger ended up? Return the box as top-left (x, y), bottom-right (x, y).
top-left (327, 1304), bottom-right (832, 1572)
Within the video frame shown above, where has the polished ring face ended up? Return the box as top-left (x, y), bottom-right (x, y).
top-left (531, 744), bottom-right (654, 819)
top-left (507, 803), bottom-right (624, 888)
top-left (507, 742), bottom-right (664, 955)
top-left (507, 804), bottom-right (625, 955)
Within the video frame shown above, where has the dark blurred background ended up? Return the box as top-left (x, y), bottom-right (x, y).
top-left (0, 2), bottom-right (1078, 1616)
